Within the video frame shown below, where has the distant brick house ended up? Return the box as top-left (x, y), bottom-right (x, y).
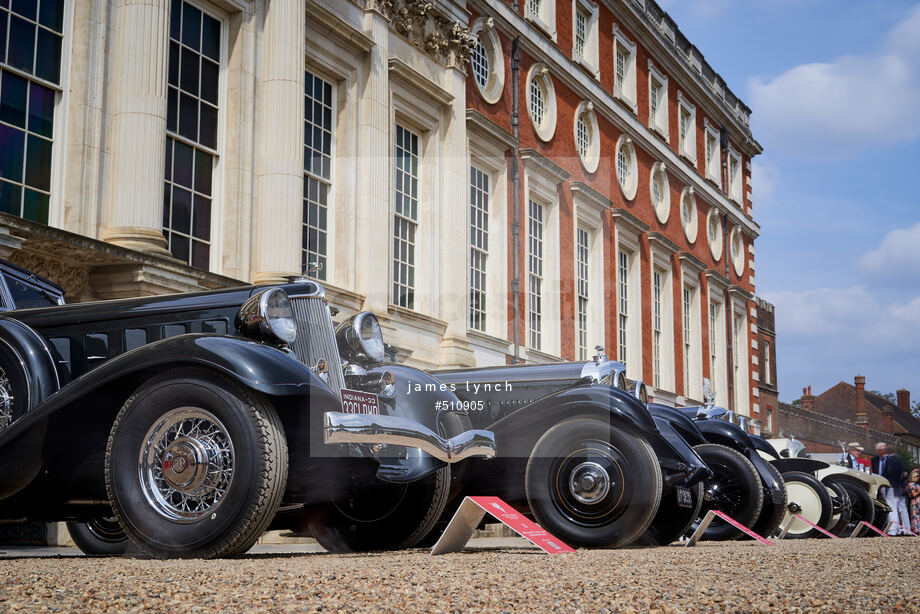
top-left (773, 375), bottom-right (920, 464)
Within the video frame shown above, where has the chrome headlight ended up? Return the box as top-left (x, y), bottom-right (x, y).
top-left (336, 311), bottom-right (385, 364)
top-left (237, 288), bottom-right (297, 345)
top-left (630, 379), bottom-right (648, 405)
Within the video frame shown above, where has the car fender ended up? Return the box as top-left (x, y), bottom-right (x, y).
top-left (485, 385), bottom-right (658, 457)
top-left (0, 334), bottom-right (341, 508)
top-left (647, 404), bottom-right (707, 446)
top-left (0, 317), bottom-right (60, 408)
top-left (749, 433), bottom-right (780, 460)
top-left (769, 457), bottom-right (831, 475)
top-left (1, 333), bottom-right (344, 444)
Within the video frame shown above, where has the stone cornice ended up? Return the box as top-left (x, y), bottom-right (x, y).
top-left (677, 251), bottom-right (706, 276)
top-left (728, 284), bottom-right (754, 302)
top-left (704, 269), bottom-right (729, 292)
top-left (308, 1), bottom-right (376, 53)
top-left (569, 181), bottom-right (612, 211)
top-left (647, 232), bottom-right (679, 256)
top-left (520, 148), bottom-right (571, 185)
top-left (466, 109), bottom-right (517, 149)
top-left (388, 58), bottom-right (454, 106)
top-left (610, 208), bottom-right (649, 236)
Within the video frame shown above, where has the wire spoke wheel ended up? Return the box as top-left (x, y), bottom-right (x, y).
top-left (140, 408), bottom-right (235, 522)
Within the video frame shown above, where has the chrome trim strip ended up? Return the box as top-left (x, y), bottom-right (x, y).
top-left (323, 412), bottom-right (496, 463)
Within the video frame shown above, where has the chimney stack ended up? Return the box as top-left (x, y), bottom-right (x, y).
top-left (897, 389), bottom-right (910, 413)
top-left (801, 386), bottom-right (815, 411)
top-left (854, 375), bottom-right (868, 425)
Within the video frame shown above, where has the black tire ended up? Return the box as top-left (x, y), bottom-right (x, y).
top-left (781, 471), bottom-right (832, 539)
top-left (105, 368), bottom-right (288, 559)
top-left (750, 461), bottom-right (787, 539)
top-left (66, 516), bottom-right (136, 556)
top-left (821, 479), bottom-right (852, 534)
top-left (693, 443), bottom-right (763, 541)
top-left (304, 412), bottom-right (467, 553)
top-left (636, 482), bottom-right (704, 546)
top-left (414, 413), bottom-right (475, 549)
top-left (830, 479), bottom-right (874, 537)
top-left (525, 418), bottom-right (662, 549)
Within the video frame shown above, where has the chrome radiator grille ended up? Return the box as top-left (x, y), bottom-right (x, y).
top-left (290, 296), bottom-right (345, 395)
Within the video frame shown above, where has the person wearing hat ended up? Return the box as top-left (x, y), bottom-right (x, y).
top-left (840, 442), bottom-right (863, 469)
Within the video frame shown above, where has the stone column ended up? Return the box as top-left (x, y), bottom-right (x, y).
top-left (438, 66), bottom-right (475, 367)
top-left (251, 0), bottom-right (305, 284)
top-left (101, 0), bottom-right (172, 256)
top-left (354, 8), bottom-right (390, 313)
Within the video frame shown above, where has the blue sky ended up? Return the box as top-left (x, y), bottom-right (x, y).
top-left (658, 0), bottom-right (920, 402)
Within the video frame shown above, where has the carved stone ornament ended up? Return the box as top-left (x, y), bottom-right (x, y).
top-left (372, 0), bottom-right (475, 68)
top-left (8, 250), bottom-right (92, 300)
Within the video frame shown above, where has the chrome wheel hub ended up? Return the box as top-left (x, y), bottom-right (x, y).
top-left (568, 461), bottom-right (611, 504)
top-left (140, 408), bottom-right (234, 522)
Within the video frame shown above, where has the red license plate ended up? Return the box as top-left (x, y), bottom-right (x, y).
top-left (340, 389), bottom-right (380, 415)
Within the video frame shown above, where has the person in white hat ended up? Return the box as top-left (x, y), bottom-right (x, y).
top-left (839, 442), bottom-right (863, 469)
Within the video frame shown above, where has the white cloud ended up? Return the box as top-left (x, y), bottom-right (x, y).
top-left (750, 158), bottom-right (779, 209)
top-left (859, 221), bottom-right (920, 282)
top-left (767, 285), bottom-right (920, 353)
top-left (747, 5), bottom-right (920, 158)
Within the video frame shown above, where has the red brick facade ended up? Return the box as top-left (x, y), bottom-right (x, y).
top-left (774, 376), bottom-right (920, 462)
top-left (468, 1), bottom-right (763, 415)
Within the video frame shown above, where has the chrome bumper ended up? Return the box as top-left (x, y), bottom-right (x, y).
top-left (323, 412), bottom-right (496, 463)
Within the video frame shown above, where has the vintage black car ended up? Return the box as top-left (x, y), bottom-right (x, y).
top-left (429, 355), bottom-right (711, 548)
top-left (0, 271), bottom-right (495, 558)
top-left (656, 400), bottom-right (787, 541)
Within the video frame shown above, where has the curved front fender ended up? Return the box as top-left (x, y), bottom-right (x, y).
top-left (0, 334), bottom-right (336, 448)
top-left (486, 384), bottom-right (658, 457)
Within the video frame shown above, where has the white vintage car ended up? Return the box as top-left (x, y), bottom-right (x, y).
top-left (760, 439), bottom-right (891, 538)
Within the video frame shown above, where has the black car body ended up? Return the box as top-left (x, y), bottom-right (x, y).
top-left (0, 273), bottom-right (494, 557)
top-left (663, 403), bottom-right (787, 539)
top-left (430, 358), bottom-right (710, 548)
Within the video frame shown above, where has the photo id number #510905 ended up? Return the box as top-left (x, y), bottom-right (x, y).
top-left (435, 400), bottom-right (485, 411)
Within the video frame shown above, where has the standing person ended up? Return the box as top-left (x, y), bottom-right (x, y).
top-left (907, 468), bottom-right (920, 535)
top-left (871, 442), bottom-right (909, 535)
top-left (840, 442), bottom-right (862, 468)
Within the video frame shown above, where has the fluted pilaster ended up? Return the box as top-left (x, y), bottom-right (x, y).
top-left (355, 10), bottom-right (390, 312)
top-left (251, 0), bottom-right (306, 284)
top-left (101, 0), bottom-right (172, 256)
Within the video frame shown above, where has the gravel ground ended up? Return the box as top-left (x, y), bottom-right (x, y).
top-left (0, 538), bottom-right (917, 612)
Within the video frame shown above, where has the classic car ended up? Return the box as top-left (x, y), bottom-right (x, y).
top-left (765, 438), bottom-right (890, 538)
top-left (428, 352), bottom-right (711, 549)
top-left (659, 394), bottom-right (787, 541)
top-left (0, 270), bottom-right (496, 558)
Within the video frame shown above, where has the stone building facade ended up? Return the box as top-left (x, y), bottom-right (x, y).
top-left (0, 0), bottom-right (767, 415)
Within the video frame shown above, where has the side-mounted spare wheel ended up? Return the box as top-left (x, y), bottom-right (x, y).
top-left (105, 368), bottom-right (288, 559)
top-left (525, 417), bottom-right (662, 549)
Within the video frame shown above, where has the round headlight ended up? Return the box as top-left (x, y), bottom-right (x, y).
top-left (336, 311), bottom-right (386, 364)
top-left (262, 288), bottom-right (297, 343)
top-left (237, 288), bottom-right (297, 345)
